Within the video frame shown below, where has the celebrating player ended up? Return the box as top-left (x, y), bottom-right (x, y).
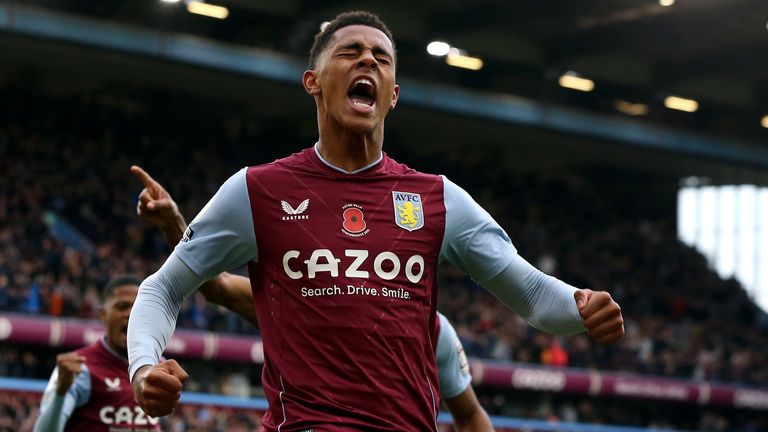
top-left (34, 276), bottom-right (162, 432)
top-left (128, 11), bottom-right (623, 431)
top-left (131, 165), bottom-right (494, 431)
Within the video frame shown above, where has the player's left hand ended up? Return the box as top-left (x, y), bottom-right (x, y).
top-left (574, 289), bottom-right (624, 344)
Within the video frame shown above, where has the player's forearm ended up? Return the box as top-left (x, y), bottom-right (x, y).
top-left (159, 213), bottom-right (187, 248)
top-left (150, 202), bottom-right (257, 327)
top-left (199, 273), bottom-right (259, 329)
top-left (128, 253), bottom-right (203, 380)
top-left (453, 410), bottom-right (494, 432)
top-left (33, 395), bottom-right (67, 432)
top-left (484, 255), bottom-right (584, 335)
top-left (444, 387), bottom-right (495, 432)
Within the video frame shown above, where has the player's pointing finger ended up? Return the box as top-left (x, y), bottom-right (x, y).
top-left (130, 165), bottom-right (159, 192)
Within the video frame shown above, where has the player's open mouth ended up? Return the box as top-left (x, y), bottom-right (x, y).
top-left (121, 324), bottom-right (128, 334)
top-left (347, 77), bottom-right (376, 113)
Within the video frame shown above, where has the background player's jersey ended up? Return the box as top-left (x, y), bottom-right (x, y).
top-left (36, 339), bottom-right (160, 432)
top-left (172, 145), bottom-right (517, 431)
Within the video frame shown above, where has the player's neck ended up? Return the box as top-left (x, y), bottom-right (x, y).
top-left (105, 338), bottom-right (128, 359)
top-left (317, 127), bottom-right (383, 173)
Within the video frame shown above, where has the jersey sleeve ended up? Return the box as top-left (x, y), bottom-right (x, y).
top-left (128, 253), bottom-right (207, 380)
top-left (484, 255), bottom-right (585, 335)
top-left (439, 176), bottom-right (516, 284)
top-left (34, 364), bottom-right (91, 432)
top-left (435, 313), bottom-right (471, 399)
top-left (174, 168), bottom-right (258, 279)
top-left (439, 177), bottom-right (584, 335)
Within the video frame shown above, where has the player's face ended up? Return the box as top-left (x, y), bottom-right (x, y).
top-left (307, 25), bottom-right (400, 134)
top-left (100, 284), bottom-right (138, 356)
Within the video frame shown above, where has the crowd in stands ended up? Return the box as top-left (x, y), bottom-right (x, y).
top-left (1, 386), bottom-right (766, 432)
top-left (2, 86), bottom-right (768, 430)
top-left (437, 219), bottom-right (768, 384)
top-left (0, 391), bottom-right (261, 432)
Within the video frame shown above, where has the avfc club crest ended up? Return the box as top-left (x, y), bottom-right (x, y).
top-left (392, 191), bottom-right (424, 232)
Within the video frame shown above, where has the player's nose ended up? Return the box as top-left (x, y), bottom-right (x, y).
top-left (356, 51), bottom-right (378, 69)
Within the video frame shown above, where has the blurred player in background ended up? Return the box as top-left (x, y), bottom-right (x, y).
top-left (128, 11), bottom-right (623, 431)
top-left (131, 164), bottom-right (494, 431)
top-left (34, 276), bottom-right (161, 432)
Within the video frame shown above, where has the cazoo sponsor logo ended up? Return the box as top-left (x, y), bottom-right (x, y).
top-left (512, 369), bottom-right (566, 392)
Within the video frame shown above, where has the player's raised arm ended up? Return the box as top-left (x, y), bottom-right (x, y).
top-left (439, 176), bottom-right (624, 344)
top-left (127, 168), bottom-right (258, 416)
top-left (131, 166), bottom-right (259, 329)
top-left (34, 352), bottom-right (89, 432)
top-left (131, 165), bottom-right (186, 247)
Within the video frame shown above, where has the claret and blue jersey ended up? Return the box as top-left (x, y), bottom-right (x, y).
top-left (36, 338), bottom-right (160, 432)
top-left (134, 143), bottom-right (520, 431)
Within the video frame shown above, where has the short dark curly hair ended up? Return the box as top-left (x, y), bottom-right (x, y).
top-left (308, 10), bottom-right (396, 69)
top-left (102, 274), bottom-right (142, 302)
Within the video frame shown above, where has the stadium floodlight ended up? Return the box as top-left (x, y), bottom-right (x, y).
top-left (558, 71), bottom-right (595, 92)
top-left (426, 41), bottom-right (451, 57)
top-left (761, 115), bottom-right (768, 129)
top-left (659, 0), bottom-right (675, 6)
top-left (614, 100), bottom-right (649, 116)
top-left (446, 51), bottom-right (484, 71)
top-left (187, 1), bottom-right (229, 19)
top-left (664, 95), bottom-right (699, 112)
top-left (160, 0), bottom-right (181, 3)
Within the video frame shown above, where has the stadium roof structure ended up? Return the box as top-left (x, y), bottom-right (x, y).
top-left (18, 0), bottom-right (768, 141)
top-left (1, 0), bottom-right (767, 186)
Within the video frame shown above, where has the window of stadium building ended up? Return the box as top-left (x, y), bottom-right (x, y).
top-left (678, 182), bottom-right (768, 311)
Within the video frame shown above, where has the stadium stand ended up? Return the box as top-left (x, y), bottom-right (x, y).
top-left (2, 2), bottom-right (768, 429)
top-left (2, 85), bottom-right (768, 430)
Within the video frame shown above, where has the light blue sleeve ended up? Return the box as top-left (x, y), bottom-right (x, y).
top-left (440, 176), bottom-right (584, 335)
top-left (128, 253), bottom-right (206, 380)
top-left (34, 365), bottom-right (91, 432)
top-left (128, 169), bottom-right (257, 380)
top-left (485, 255), bottom-right (585, 335)
top-left (174, 168), bottom-right (258, 279)
top-left (439, 176), bottom-right (516, 284)
top-left (435, 313), bottom-right (472, 399)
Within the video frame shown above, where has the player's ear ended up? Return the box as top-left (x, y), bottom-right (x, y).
top-left (98, 306), bottom-right (106, 323)
top-left (390, 84), bottom-right (400, 109)
top-left (303, 70), bottom-right (321, 95)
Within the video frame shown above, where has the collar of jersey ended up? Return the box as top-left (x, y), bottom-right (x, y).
top-left (100, 336), bottom-right (129, 364)
top-left (313, 142), bottom-right (383, 174)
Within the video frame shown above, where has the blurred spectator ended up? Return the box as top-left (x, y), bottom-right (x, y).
top-left (541, 337), bottom-right (568, 367)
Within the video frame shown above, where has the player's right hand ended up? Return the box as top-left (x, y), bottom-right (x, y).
top-left (132, 360), bottom-right (189, 417)
top-left (130, 165), bottom-right (182, 229)
top-left (55, 352), bottom-right (87, 395)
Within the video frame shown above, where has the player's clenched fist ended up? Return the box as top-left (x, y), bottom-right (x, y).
top-left (574, 289), bottom-right (624, 344)
top-left (55, 352), bottom-right (87, 395)
top-left (132, 360), bottom-right (189, 417)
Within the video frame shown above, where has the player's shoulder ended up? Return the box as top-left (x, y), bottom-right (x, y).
top-left (73, 340), bottom-right (102, 357)
top-left (382, 153), bottom-right (442, 182)
top-left (247, 147), bottom-right (312, 175)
